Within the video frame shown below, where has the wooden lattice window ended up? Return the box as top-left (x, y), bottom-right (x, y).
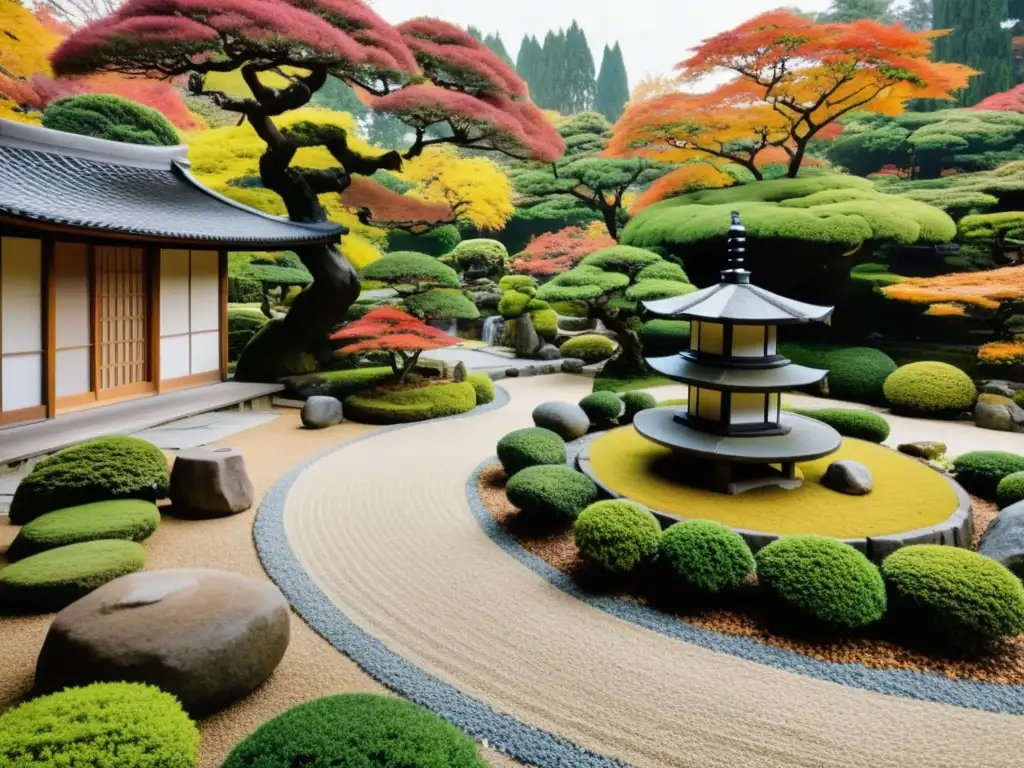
top-left (96, 247), bottom-right (148, 391)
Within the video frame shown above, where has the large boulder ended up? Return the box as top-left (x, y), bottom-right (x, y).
top-left (898, 441), bottom-right (947, 460)
top-left (981, 380), bottom-right (1018, 398)
top-left (561, 359), bottom-right (585, 374)
top-left (821, 460), bottom-right (873, 495)
top-left (532, 401), bottom-right (591, 441)
top-left (514, 313), bottom-right (542, 358)
top-left (537, 344), bottom-right (562, 361)
top-left (35, 569), bottom-right (290, 716)
top-left (978, 501), bottom-right (1024, 580)
top-left (169, 446), bottom-right (254, 519)
top-left (301, 396), bottom-right (344, 429)
top-left (974, 394), bottom-right (1024, 433)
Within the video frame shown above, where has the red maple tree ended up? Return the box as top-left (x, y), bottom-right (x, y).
top-left (512, 226), bottom-right (616, 277)
top-left (972, 84), bottom-right (1024, 111)
top-left (331, 307), bottom-right (459, 384)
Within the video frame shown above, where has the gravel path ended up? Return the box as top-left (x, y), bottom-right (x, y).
top-left (279, 375), bottom-right (1024, 768)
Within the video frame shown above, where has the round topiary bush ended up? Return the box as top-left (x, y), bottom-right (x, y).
top-left (789, 408), bottom-right (891, 443)
top-left (8, 499), bottom-right (160, 561)
top-left (882, 361), bottom-right (976, 416)
top-left (0, 539), bottom-right (147, 613)
top-left (755, 536), bottom-right (886, 629)
top-left (220, 693), bottom-right (485, 768)
top-left (997, 471), bottom-right (1024, 508)
top-left (467, 372), bottom-right (496, 405)
top-left (506, 465), bottom-right (600, 522)
top-left (560, 334), bottom-right (618, 363)
top-left (657, 520), bottom-right (755, 594)
top-left (619, 391), bottom-right (657, 424)
top-left (496, 427), bottom-right (566, 476)
top-left (573, 500), bottom-right (662, 574)
top-left (579, 391), bottom-right (625, 425)
top-left (781, 345), bottom-right (897, 403)
top-left (953, 451), bottom-right (1024, 499)
top-left (344, 381), bottom-right (477, 424)
top-left (43, 94), bottom-right (180, 146)
top-left (449, 239), bottom-right (509, 274)
top-left (882, 545), bottom-right (1024, 646)
top-left (499, 275), bottom-right (536, 293)
top-left (0, 682), bottom-right (199, 768)
top-left (10, 436), bottom-right (170, 524)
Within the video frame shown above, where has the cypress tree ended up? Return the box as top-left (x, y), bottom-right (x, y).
top-left (535, 29), bottom-right (568, 111)
top-left (932, 0), bottom-right (1014, 106)
top-left (595, 43), bottom-right (630, 122)
top-left (466, 25), bottom-right (483, 42)
top-left (516, 34), bottom-right (541, 100)
top-left (484, 32), bottom-right (515, 68)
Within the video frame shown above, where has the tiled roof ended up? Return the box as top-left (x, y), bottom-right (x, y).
top-left (0, 119), bottom-right (342, 248)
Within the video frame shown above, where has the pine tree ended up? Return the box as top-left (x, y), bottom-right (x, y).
top-left (516, 34), bottom-right (542, 100)
top-left (562, 20), bottom-right (596, 114)
top-left (466, 25), bottom-right (483, 42)
top-left (933, 0), bottom-right (1014, 106)
top-left (820, 0), bottom-right (896, 21)
top-left (483, 32), bottom-right (514, 68)
top-left (534, 29), bottom-right (567, 111)
top-left (595, 43), bottom-right (630, 122)
top-left (895, 0), bottom-right (932, 30)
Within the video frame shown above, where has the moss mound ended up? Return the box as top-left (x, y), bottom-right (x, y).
top-left (497, 428), bottom-right (566, 476)
top-left (10, 436), bottom-right (169, 524)
top-left (467, 372), bottom-right (496, 404)
top-left (574, 500), bottom-right (662, 574)
top-left (220, 693), bottom-right (484, 768)
top-left (9, 499), bottom-right (160, 561)
top-left (997, 472), bottom-right (1024, 508)
top-left (344, 381), bottom-right (476, 424)
top-left (0, 682), bottom-right (199, 768)
top-left (882, 545), bottom-right (1024, 646)
top-left (883, 361), bottom-right (976, 416)
top-left (789, 408), bottom-right (890, 443)
top-left (579, 391), bottom-right (625, 424)
top-left (756, 536), bottom-right (886, 629)
top-left (560, 334), bottom-right (618, 363)
top-left (657, 520), bottom-right (755, 594)
top-left (506, 465), bottom-right (600, 522)
top-left (43, 94), bottom-right (180, 146)
top-left (952, 451), bottom-right (1024, 499)
top-left (780, 345), bottom-right (897, 404)
top-left (619, 391), bottom-right (657, 424)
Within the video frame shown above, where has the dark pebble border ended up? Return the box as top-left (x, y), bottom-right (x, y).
top-left (255, 388), bottom-right (630, 768)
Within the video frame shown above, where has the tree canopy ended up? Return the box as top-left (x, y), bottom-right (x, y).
top-left (511, 225), bottom-right (617, 277)
top-left (932, 0), bottom-right (1014, 108)
top-left (595, 43), bottom-right (629, 123)
top-left (43, 93), bottom-right (179, 145)
top-left (360, 252), bottom-right (478, 322)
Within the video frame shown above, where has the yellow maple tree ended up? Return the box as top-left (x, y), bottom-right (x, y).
top-left (0, 0), bottom-right (61, 122)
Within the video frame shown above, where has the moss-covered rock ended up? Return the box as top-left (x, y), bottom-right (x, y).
top-left (561, 334), bottom-right (618, 363)
top-left (9, 500), bottom-right (160, 561)
top-left (788, 408), bottom-right (890, 443)
top-left (344, 381), bottom-right (476, 424)
top-left (467, 373), bottom-right (496, 405)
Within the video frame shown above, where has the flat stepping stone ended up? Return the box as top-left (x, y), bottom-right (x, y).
top-left (169, 446), bottom-right (254, 519)
top-left (8, 499), bottom-right (160, 561)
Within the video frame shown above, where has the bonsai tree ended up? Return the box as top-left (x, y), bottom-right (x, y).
top-left (511, 225), bottom-right (616, 277)
top-left (446, 239), bottom-right (509, 278)
top-left (536, 245), bottom-right (694, 371)
top-left (331, 307), bottom-right (459, 384)
top-left (52, 1), bottom-right (562, 382)
top-left (360, 252), bottom-right (479, 324)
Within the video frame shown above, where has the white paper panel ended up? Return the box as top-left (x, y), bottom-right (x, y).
top-left (54, 242), bottom-right (91, 348)
top-left (732, 325), bottom-right (766, 358)
top-left (696, 388), bottom-right (722, 421)
top-left (189, 251), bottom-right (220, 332)
top-left (2, 353), bottom-right (43, 410)
top-left (160, 335), bottom-right (190, 380)
top-left (56, 347), bottom-right (91, 397)
top-left (160, 249), bottom-right (190, 336)
top-left (697, 322), bottom-right (724, 355)
top-left (731, 392), bottom-right (767, 424)
top-left (190, 330), bottom-right (220, 374)
top-left (767, 325), bottom-right (778, 356)
top-left (1, 237), bottom-right (43, 354)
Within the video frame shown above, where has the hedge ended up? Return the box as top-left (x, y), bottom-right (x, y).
top-left (619, 391), bottom-right (657, 424)
top-left (43, 94), bottom-right (180, 146)
top-left (228, 276), bottom-right (262, 303)
top-left (952, 451), bottom-right (1024, 499)
top-left (467, 372), bottom-right (496, 405)
top-left (344, 381), bottom-right (476, 424)
top-left (220, 694), bottom-right (485, 768)
top-left (561, 334), bottom-right (618, 363)
top-left (997, 471), bottom-right (1024, 508)
top-left (789, 408), bottom-right (890, 443)
top-left (883, 361), bottom-right (977, 416)
top-left (8, 499), bottom-right (160, 561)
top-left (755, 536), bottom-right (886, 629)
top-left (496, 427), bottom-right (566, 476)
top-left (0, 683), bottom-right (199, 768)
top-left (574, 500), bottom-right (662, 574)
top-left (506, 465), bottom-right (600, 522)
top-left (0, 539), bottom-right (147, 613)
top-left (657, 520), bottom-right (755, 594)
top-left (780, 344), bottom-right (897, 404)
top-left (640, 319), bottom-right (690, 357)
top-left (882, 545), bottom-right (1024, 646)
top-left (10, 436), bottom-right (170, 524)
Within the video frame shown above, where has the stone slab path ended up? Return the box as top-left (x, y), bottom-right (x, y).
top-left (279, 375), bottom-right (1024, 768)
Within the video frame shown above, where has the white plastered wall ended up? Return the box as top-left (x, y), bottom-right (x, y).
top-left (53, 241), bottom-right (91, 397)
top-left (1, 237), bottom-right (44, 413)
top-left (159, 249), bottom-right (221, 382)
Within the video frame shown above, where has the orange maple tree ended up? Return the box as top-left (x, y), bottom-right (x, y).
top-left (608, 10), bottom-right (974, 181)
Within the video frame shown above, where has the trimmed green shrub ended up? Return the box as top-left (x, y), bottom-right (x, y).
top-left (449, 239), bottom-right (509, 274)
top-left (498, 290), bottom-right (532, 318)
top-left (780, 344), bottom-right (897, 404)
top-left (227, 311), bottom-right (267, 362)
top-left (640, 319), bottom-right (690, 357)
top-left (0, 539), bottom-right (147, 613)
top-left (285, 367), bottom-right (395, 400)
top-left (467, 372), bottom-right (496, 405)
top-left (361, 251), bottom-right (460, 290)
top-left (625, 279), bottom-right (696, 302)
top-left (755, 536), bottom-right (886, 629)
top-left (579, 391), bottom-right (624, 424)
top-left (43, 94), bottom-right (180, 146)
top-left (620, 391), bottom-right (657, 424)
top-left (0, 682), bottom-right (199, 768)
top-left (387, 225), bottom-right (461, 256)
top-left (499, 275), bottom-right (537, 293)
top-left (531, 308), bottom-right (558, 339)
top-left (10, 436), bottom-right (170, 524)
top-left (496, 427), bottom-right (566, 476)
top-left (506, 465), bottom-right (600, 522)
top-left (882, 545), bottom-right (1024, 646)
top-left (9, 499), bottom-right (160, 561)
top-left (636, 261), bottom-right (689, 282)
top-left (403, 288), bottom-right (480, 321)
top-left (657, 520), bottom-right (755, 594)
top-left (997, 471), bottom-right (1024, 508)
top-left (952, 451), bottom-right (1024, 499)
top-left (344, 381), bottom-right (476, 424)
top-left (883, 361), bottom-right (976, 416)
top-left (228, 276), bottom-right (262, 303)
top-left (560, 334), bottom-right (618, 363)
top-left (220, 693), bottom-right (485, 768)
top-left (574, 500), bottom-right (662, 574)
top-left (549, 299), bottom-right (589, 317)
top-left (789, 408), bottom-right (890, 443)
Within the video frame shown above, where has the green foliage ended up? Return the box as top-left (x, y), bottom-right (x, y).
top-left (619, 391), bottom-right (656, 424)
top-left (228, 276), bottom-right (263, 303)
top-left (755, 536), bottom-right (886, 629)
top-left (361, 252), bottom-right (460, 290)
top-left (499, 275), bottom-right (537, 293)
top-left (9, 499), bottom-right (160, 561)
top-left (952, 451), bottom-right (1024, 499)
top-left (388, 225), bottom-right (461, 257)
top-left (593, 373), bottom-right (673, 393)
top-left (882, 361), bottom-right (977, 415)
top-left (788, 408), bottom-right (891, 443)
top-left (496, 427), bottom-right (566, 476)
top-left (579, 390), bottom-right (625, 424)
top-left (228, 310), bottom-right (267, 362)
top-left (636, 261), bottom-right (689, 282)
top-left (498, 290), bottom-right (532, 318)
top-left (403, 288), bottom-right (480, 321)
top-left (625, 279), bottom-right (696, 301)
top-left (958, 211), bottom-right (1024, 241)
top-left (344, 382), bottom-right (477, 424)
top-left (882, 545), bottom-right (1024, 646)
top-left (549, 300), bottom-right (590, 317)
top-left (531, 308), bottom-right (558, 339)
top-left (289, 367), bottom-right (395, 400)
top-left (0, 683), bottom-right (199, 768)
top-left (780, 344), bottom-right (898, 403)
top-left (560, 334), bottom-right (618, 363)
top-left (640, 320), bottom-right (691, 357)
top-left (997, 471), bottom-right (1024, 508)
top-left (595, 42), bottom-right (629, 123)
top-left (876, 160), bottom-right (1024, 217)
top-left (0, 539), bottom-right (147, 613)
top-left (574, 500), bottom-right (662, 574)
top-left (233, 319), bottom-right (318, 382)
top-left (10, 436), bottom-right (169, 524)
top-left (506, 465), bottom-right (600, 522)
top-left (448, 239), bottom-right (509, 274)
top-left (657, 520), bottom-right (755, 594)
top-left (43, 94), bottom-right (180, 146)
top-left (240, 263), bottom-right (311, 286)
top-left (467, 372), bottom-right (496, 405)
top-left (932, 0), bottom-right (1015, 108)
top-left (220, 693), bottom-right (484, 768)
top-left (579, 246), bottom-right (663, 274)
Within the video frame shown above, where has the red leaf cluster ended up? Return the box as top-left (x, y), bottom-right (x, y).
top-left (29, 73), bottom-right (200, 129)
top-left (971, 84), bottom-right (1024, 112)
top-left (0, 74), bottom-right (44, 110)
top-left (512, 227), bottom-right (616, 276)
top-left (330, 307), bottom-right (459, 354)
top-left (339, 177), bottom-right (452, 225)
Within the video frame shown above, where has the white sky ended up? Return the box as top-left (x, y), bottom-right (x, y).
top-left (368, 1), bottom-right (835, 88)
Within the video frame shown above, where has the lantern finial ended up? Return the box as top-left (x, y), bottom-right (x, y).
top-left (722, 211), bottom-right (751, 284)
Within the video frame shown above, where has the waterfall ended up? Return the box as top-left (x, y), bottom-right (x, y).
top-left (482, 316), bottom-right (504, 346)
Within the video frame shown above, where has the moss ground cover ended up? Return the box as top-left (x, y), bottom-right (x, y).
top-left (8, 499), bottom-right (160, 560)
top-left (344, 381), bottom-right (477, 424)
